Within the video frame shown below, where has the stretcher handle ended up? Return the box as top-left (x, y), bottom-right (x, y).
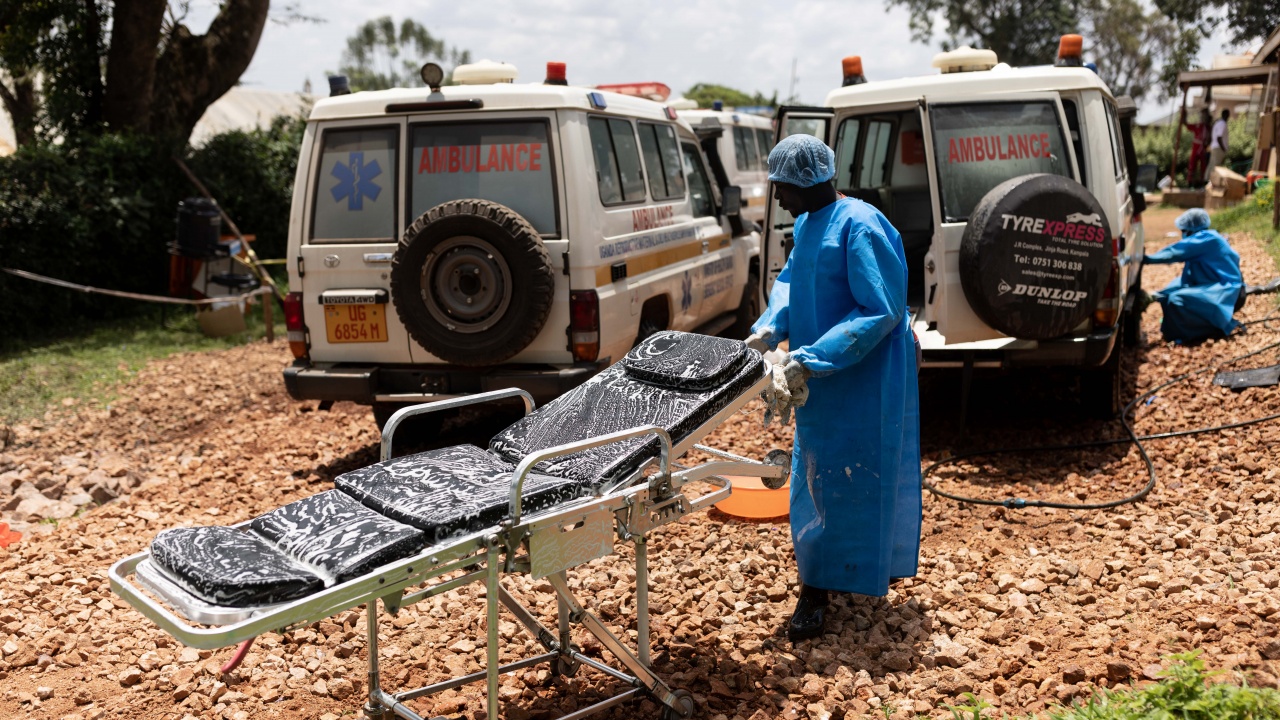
top-left (381, 389), bottom-right (536, 462)
top-left (508, 424), bottom-right (673, 526)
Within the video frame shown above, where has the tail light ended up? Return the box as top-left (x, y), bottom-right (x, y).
top-left (569, 290), bottom-right (599, 362)
top-left (283, 291), bottom-right (309, 359)
top-left (1093, 236), bottom-right (1121, 328)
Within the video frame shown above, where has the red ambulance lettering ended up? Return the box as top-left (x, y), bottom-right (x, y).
top-left (947, 134), bottom-right (1054, 163)
top-left (417, 143), bottom-right (546, 174)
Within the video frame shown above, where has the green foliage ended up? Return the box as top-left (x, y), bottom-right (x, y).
top-left (0, 301), bottom-right (283, 424)
top-left (682, 83), bottom-right (777, 109)
top-left (334, 16), bottom-right (471, 91)
top-left (1214, 178), bottom-right (1279, 245)
top-left (1042, 650), bottom-right (1280, 720)
top-left (0, 118), bottom-right (306, 349)
top-left (1133, 115), bottom-right (1257, 182)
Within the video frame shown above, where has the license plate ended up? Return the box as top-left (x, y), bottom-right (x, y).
top-left (324, 304), bottom-right (388, 343)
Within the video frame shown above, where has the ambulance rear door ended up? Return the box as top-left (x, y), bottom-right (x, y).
top-left (759, 107), bottom-right (834, 304)
top-left (918, 92), bottom-right (1081, 344)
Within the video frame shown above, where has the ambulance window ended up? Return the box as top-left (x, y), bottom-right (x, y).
top-left (311, 126), bottom-right (398, 241)
top-left (734, 127), bottom-right (760, 171)
top-left (1061, 99), bottom-right (1087, 186)
top-left (589, 117), bottom-right (647, 204)
top-left (408, 120), bottom-right (558, 235)
top-left (931, 102), bottom-right (1071, 222)
top-left (1104, 101), bottom-right (1125, 181)
top-left (834, 118), bottom-right (862, 189)
top-left (755, 128), bottom-right (773, 161)
top-left (681, 143), bottom-right (715, 217)
top-left (638, 123), bottom-right (686, 200)
top-left (859, 120), bottom-right (894, 187)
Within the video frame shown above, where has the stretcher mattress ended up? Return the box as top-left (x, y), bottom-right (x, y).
top-left (335, 444), bottom-right (582, 542)
top-left (490, 332), bottom-right (762, 484)
top-left (147, 331), bottom-right (761, 609)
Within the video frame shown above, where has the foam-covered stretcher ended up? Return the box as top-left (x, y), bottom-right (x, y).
top-left (109, 332), bottom-right (789, 720)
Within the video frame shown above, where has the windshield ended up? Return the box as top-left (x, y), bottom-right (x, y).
top-left (931, 101), bottom-right (1071, 222)
top-left (409, 120), bottom-right (558, 235)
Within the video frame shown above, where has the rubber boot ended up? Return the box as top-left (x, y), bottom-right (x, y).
top-left (787, 585), bottom-right (828, 643)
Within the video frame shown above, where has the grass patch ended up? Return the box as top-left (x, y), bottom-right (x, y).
top-left (0, 299), bottom-right (284, 425)
top-left (1215, 183), bottom-right (1280, 251)
top-left (942, 651), bottom-right (1280, 720)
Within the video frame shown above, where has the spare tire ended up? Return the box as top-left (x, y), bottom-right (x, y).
top-left (391, 200), bottom-right (555, 366)
top-left (960, 174), bottom-right (1112, 340)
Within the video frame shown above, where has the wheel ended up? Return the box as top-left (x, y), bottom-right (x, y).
top-left (727, 270), bottom-right (761, 339)
top-left (1081, 344), bottom-right (1122, 419)
top-left (660, 689), bottom-right (696, 720)
top-left (390, 200), bottom-right (555, 366)
top-left (1122, 269), bottom-right (1144, 347)
top-left (551, 654), bottom-right (580, 677)
top-left (959, 175), bottom-right (1112, 340)
top-left (372, 403), bottom-right (446, 441)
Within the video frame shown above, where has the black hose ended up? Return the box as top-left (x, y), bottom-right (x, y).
top-left (923, 334), bottom-right (1280, 511)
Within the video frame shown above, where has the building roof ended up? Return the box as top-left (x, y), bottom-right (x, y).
top-left (190, 87), bottom-right (313, 146)
top-left (1253, 25), bottom-right (1280, 65)
top-left (1176, 64), bottom-right (1275, 89)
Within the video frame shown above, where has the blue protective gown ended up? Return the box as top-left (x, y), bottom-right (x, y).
top-left (1145, 228), bottom-right (1243, 343)
top-left (751, 197), bottom-right (922, 596)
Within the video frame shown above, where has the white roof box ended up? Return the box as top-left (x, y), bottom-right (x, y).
top-left (453, 60), bottom-right (519, 85)
top-left (932, 46), bottom-right (999, 74)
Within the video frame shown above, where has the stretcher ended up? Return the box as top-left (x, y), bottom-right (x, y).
top-left (109, 331), bottom-right (789, 720)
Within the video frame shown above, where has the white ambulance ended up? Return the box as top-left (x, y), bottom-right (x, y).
top-left (762, 39), bottom-right (1147, 416)
top-left (676, 105), bottom-right (774, 226)
top-left (282, 61), bottom-right (759, 428)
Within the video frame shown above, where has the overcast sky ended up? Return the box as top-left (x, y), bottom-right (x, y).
top-left (186, 0), bottom-right (1241, 122)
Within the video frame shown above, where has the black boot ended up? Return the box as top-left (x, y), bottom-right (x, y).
top-left (787, 585), bottom-right (828, 643)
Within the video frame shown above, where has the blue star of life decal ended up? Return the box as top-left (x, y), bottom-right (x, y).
top-left (330, 152), bottom-right (382, 210)
top-left (680, 271), bottom-right (693, 311)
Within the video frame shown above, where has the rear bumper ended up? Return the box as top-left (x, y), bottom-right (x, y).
top-left (920, 326), bottom-right (1118, 370)
top-left (283, 360), bottom-right (607, 406)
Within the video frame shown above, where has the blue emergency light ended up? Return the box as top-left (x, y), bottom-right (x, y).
top-left (588, 92), bottom-right (607, 109)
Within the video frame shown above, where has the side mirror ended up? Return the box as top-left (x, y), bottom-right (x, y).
top-left (722, 185), bottom-right (743, 216)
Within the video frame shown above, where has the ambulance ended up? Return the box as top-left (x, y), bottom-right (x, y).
top-left (763, 41), bottom-right (1146, 416)
top-left (282, 60), bottom-right (759, 429)
top-left (676, 103), bottom-right (774, 226)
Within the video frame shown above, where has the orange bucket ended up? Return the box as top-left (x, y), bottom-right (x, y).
top-left (714, 476), bottom-right (790, 519)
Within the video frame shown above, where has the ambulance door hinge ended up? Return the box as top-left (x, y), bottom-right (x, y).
top-left (562, 251), bottom-right (571, 276)
top-left (296, 256), bottom-right (306, 278)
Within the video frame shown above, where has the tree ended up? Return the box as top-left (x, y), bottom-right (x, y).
top-left (334, 17), bottom-right (470, 91)
top-left (0, 0), bottom-right (270, 148)
top-left (683, 83), bottom-right (777, 109)
top-left (887, 0), bottom-right (1079, 68)
top-left (1085, 0), bottom-right (1183, 100)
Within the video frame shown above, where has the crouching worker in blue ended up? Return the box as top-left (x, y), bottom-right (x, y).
top-left (743, 134), bottom-right (922, 643)
top-left (1145, 208), bottom-right (1244, 344)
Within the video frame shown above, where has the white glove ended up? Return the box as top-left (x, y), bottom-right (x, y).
top-left (744, 329), bottom-right (772, 353)
top-left (763, 358), bottom-right (811, 426)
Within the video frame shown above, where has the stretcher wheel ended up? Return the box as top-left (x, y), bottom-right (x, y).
top-left (660, 689), bottom-right (696, 720)
top-left (552, 654), bottom-right (580, 677)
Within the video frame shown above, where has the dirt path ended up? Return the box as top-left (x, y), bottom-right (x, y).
top-left (1, 211), bottom-right (1277, 720)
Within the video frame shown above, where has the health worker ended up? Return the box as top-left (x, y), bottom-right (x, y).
top-left (744, 133), bottom-right (922, 643)
top-left (1144, 208), bottom-right (1243, 344)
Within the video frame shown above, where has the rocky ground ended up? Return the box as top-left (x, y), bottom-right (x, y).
top-left (1, 207), bottom-right (1278, 720)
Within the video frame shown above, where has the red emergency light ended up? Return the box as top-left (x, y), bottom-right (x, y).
top-left (545, 61), bottom-right (568, 86)
top-left (595, 82), bottom-right (672, 102)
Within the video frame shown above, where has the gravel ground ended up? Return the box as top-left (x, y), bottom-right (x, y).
top-left (1, 207), bottom-right (1278, 720)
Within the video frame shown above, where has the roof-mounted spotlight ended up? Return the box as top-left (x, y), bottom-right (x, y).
top-left (420, 62), bottom-right (445, 92)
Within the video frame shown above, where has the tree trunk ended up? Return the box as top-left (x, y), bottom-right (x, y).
top-left (147, 0), bottom-right (269, 145)
top-left (102, 0), bottom-right (166, 133)
top-left (0, 75), bottom-right (37, 148)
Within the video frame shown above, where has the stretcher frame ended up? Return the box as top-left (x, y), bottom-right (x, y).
top-left (110, 369), bottom-right (787, 720)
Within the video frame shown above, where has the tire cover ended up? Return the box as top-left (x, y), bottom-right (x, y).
top-left (390, 199), bottom-right (555, 366)
top-left (959, 174), bottom-right (1113, 340)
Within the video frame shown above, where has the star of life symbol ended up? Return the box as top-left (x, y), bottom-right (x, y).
top-left (331, 152), bottom-right (382, 210)
top-left (680, 271), bottom-right (693, 311)
top-left (998, 279), bottom-right (1012, 295)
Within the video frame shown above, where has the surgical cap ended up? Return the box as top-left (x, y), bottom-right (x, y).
top-left (767, 134), bottom-right (836, 188)
top-left (1175, 208), bottom-right (1211, 233)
